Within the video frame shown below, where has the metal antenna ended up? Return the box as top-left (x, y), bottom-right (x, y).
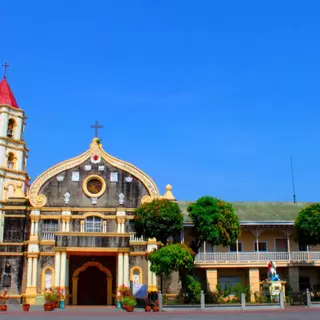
top-left (290, 156), bottom-right (297, 203)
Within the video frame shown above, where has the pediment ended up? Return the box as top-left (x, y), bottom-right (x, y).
top-left (28, 138), bottom-right (159, 207)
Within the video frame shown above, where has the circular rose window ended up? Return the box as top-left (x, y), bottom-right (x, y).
top-left (87, 179), bottom-right (103, 194)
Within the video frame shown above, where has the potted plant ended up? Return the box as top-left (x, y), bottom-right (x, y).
top-left (22, 296), bottom-right (30, 312)
top-left (44, 290), bottom-right (57, 311)
top-left (121, 296), bottom-right (130, 310)
top-left (144, 301), bottom-right (152, 312)
top-left (126, 296), bottom-right (137, 312)
top-left (152, 299), bottom-right (159, 312)
top-left (0, 289), bottom-right (8, 311)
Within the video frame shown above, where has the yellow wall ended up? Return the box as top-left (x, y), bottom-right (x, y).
top-left (183, 226), bottom-right (312, 253)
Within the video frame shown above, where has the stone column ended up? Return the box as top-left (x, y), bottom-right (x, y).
top-left (62, 221), bottom-right (66, 232)
top-left (31, 220), bottom-right (35, 236)
top-left (103, 221), bottom-right (106, 233)
top-left (0, 211), bottom-right (4, 242)
top-left (117, 253), bottom-right (123, 286)
top-left (32, 257), bottom-right (38, 287)
top-left (206, 269), bottom-right (218, 293)
top-left (147, 239), bottom-right (158, 291)
top-left (249, 268), bottom-right (260, 302)
top-left (121, 222), bottom-right (125, 233)
top-left (27, 257), bottom-right (32, 287)
top-left (66, 217), bottom-right (70, 232)
top-left (60, 252), bottom-right (67, 287)
top-left (123, 253), bottom-right (129, 286)
top-left (80, 221), bottom-right (84, 232)
top-left (34, 216), bottom-right (40, 238)
top-left (55, 252), bottom-right (61, 287)
top-left (288, 267), bottom-right (299, 292)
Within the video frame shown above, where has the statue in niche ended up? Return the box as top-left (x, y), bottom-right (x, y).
top-left (3, 263), bottom-right (11, 288)
top-left (45, 269), bottom-right (52, 290)
top-left (119, 193), bottom-right (125, 205)
top-left (64, 192), bottom-right (71, 205)
top-left (133, 270), bottom-right (140, 284)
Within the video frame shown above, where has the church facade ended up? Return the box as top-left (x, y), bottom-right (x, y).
top-left (0, 75), bottom-right (320, 305)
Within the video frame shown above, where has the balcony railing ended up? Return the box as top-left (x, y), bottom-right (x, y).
top-left (42, 231), bottom-right (56, 241)
top-left (129, 233), bottom-right (144, 242)
top-left (195, 251), bottom-right (320, 264)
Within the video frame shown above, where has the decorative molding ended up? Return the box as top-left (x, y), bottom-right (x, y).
top-left (82, 175), bottom-right (106, 199)
top-left (28, 138), bottom-right (159, 207)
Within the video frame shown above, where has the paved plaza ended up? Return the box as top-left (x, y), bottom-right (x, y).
top-left (0, 307), bottom-right (319, 319)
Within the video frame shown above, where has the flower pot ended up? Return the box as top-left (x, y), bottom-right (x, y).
top-left (54, 301), bottom-right (59, 308)
top-left (0, 305), bottom-right (7, 311)
top-left (122, 304), bottom-right (127, 310)
top-left (23, 304), bottom-right (30, 312)
top-left (145, 305), bottom-right (151, 312)
top-left (126, 306), bottom-right (134, 312)
top-left (152, 306), bottom-right (159, 312)
top-left (44, 303), bottom-right (52, 311)
top-left (59, 301), bottom-right (65, 309)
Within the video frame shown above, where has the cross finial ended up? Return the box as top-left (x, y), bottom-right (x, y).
top-left (90, 120), bottom-right (103, 138)
top-left (1, 61), bottom-right (10, 79)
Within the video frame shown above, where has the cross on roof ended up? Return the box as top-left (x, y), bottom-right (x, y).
top-left (90, 120), bottom-right (103, 138)
top-left (1, 61), bottom-right (10, 79)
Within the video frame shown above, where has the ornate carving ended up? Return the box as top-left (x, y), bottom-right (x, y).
top-left (141, 195), bottom-right (154, 204)
top-left (119, 193), bottom-right (125, 205)
top-left (64, 192), bottom-right (71, 204)
top-left (33, 194), bottom-right (47, 207)
top-left (29, 138), bottom-right (159, 207)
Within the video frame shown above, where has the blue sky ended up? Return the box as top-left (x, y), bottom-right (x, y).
top-left (2, 1), bottom-right (320, 202)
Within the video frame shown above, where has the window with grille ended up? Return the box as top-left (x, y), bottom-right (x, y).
top-left (85, 216), bottom-right (102, 233)
top-left (229, 242), bottom-right (243, 252)
top-left (42, 220), bottom-right (58, 240)
top-left (43, 220), bottom-right (58, 232)
top-left (254, 241), bottom-right (268, 252)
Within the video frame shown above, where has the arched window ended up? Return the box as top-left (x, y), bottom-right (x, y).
top-left (85, 216), bottom-right (102, 233)
top-left (7, 152), bottom-right (15, 169)
top-left (7, 119), bottom-right (15, 138)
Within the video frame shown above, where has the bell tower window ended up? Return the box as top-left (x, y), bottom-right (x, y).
top-left (7, 119), bottom-right (15, 138)
top-left (7, 152), bottom-right (15, 169)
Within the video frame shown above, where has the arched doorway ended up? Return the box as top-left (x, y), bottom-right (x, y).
top-left (72, 261), bottom-right (113, 305)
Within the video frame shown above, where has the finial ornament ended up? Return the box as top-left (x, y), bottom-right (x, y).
top-left (162, 184), bottom-right (176, 201)
top-left (1, 61), bottom-right (10, 78)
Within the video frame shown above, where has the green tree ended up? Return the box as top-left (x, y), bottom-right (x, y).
top-left (133, 199), bottom-right (183, 245)
top-left (147, 243), bottom-right (195, 276)
top-left (187, 196), bottom-right (241, 253)
top-left (294, 203), bottom-right (320, 245)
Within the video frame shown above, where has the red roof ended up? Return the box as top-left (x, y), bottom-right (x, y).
top-left (0, 78), bottom-right (19, 108)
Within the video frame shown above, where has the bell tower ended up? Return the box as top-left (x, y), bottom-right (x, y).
top-left (0, 62), bottom-right (28, 201)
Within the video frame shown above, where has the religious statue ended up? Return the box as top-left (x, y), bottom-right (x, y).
top-left (267, 260), bottom-right (280, 281)
top-left (119, 193), bottom-right (125, 205)
top-left (45, 270), bottom-right (52, 290)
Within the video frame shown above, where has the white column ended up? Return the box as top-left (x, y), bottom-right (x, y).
top-left (31, 221), bottom-right (35, 236)
top-left (55, 252), bottom-right (61, 287)
top-left (123, 253), bottom-right (129, 286)
top-left (60, 252), bottom-right (66, 287)
top-left (147, 260), bottom-right (152, 287)
top-left (117, 253), bottom-right (123, 286)
top-left (34, 221), bottom-right (39, 237)
top-left (117, 223), bottom-right (121, 233)
top-left (180, 229), bottom-right (185, 243)
top-left (236, 239), bottom-right (239, 261)
top-left (66, 220), bottom-right (70, 232)
top-left (62, 221), bottom-right (66, 232)
top-left (32, 257), bottom-right (38, 287)
top-left (0, 112), bottom-right (8, 137)
top-left (27, 257), bottom-right (32, 287)
top-left (0, 211), bottom-right (4, 242)
top-left (256, 227), bottom-right (259, 261)
top-left (121, 223), bottom-right (125, 233)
